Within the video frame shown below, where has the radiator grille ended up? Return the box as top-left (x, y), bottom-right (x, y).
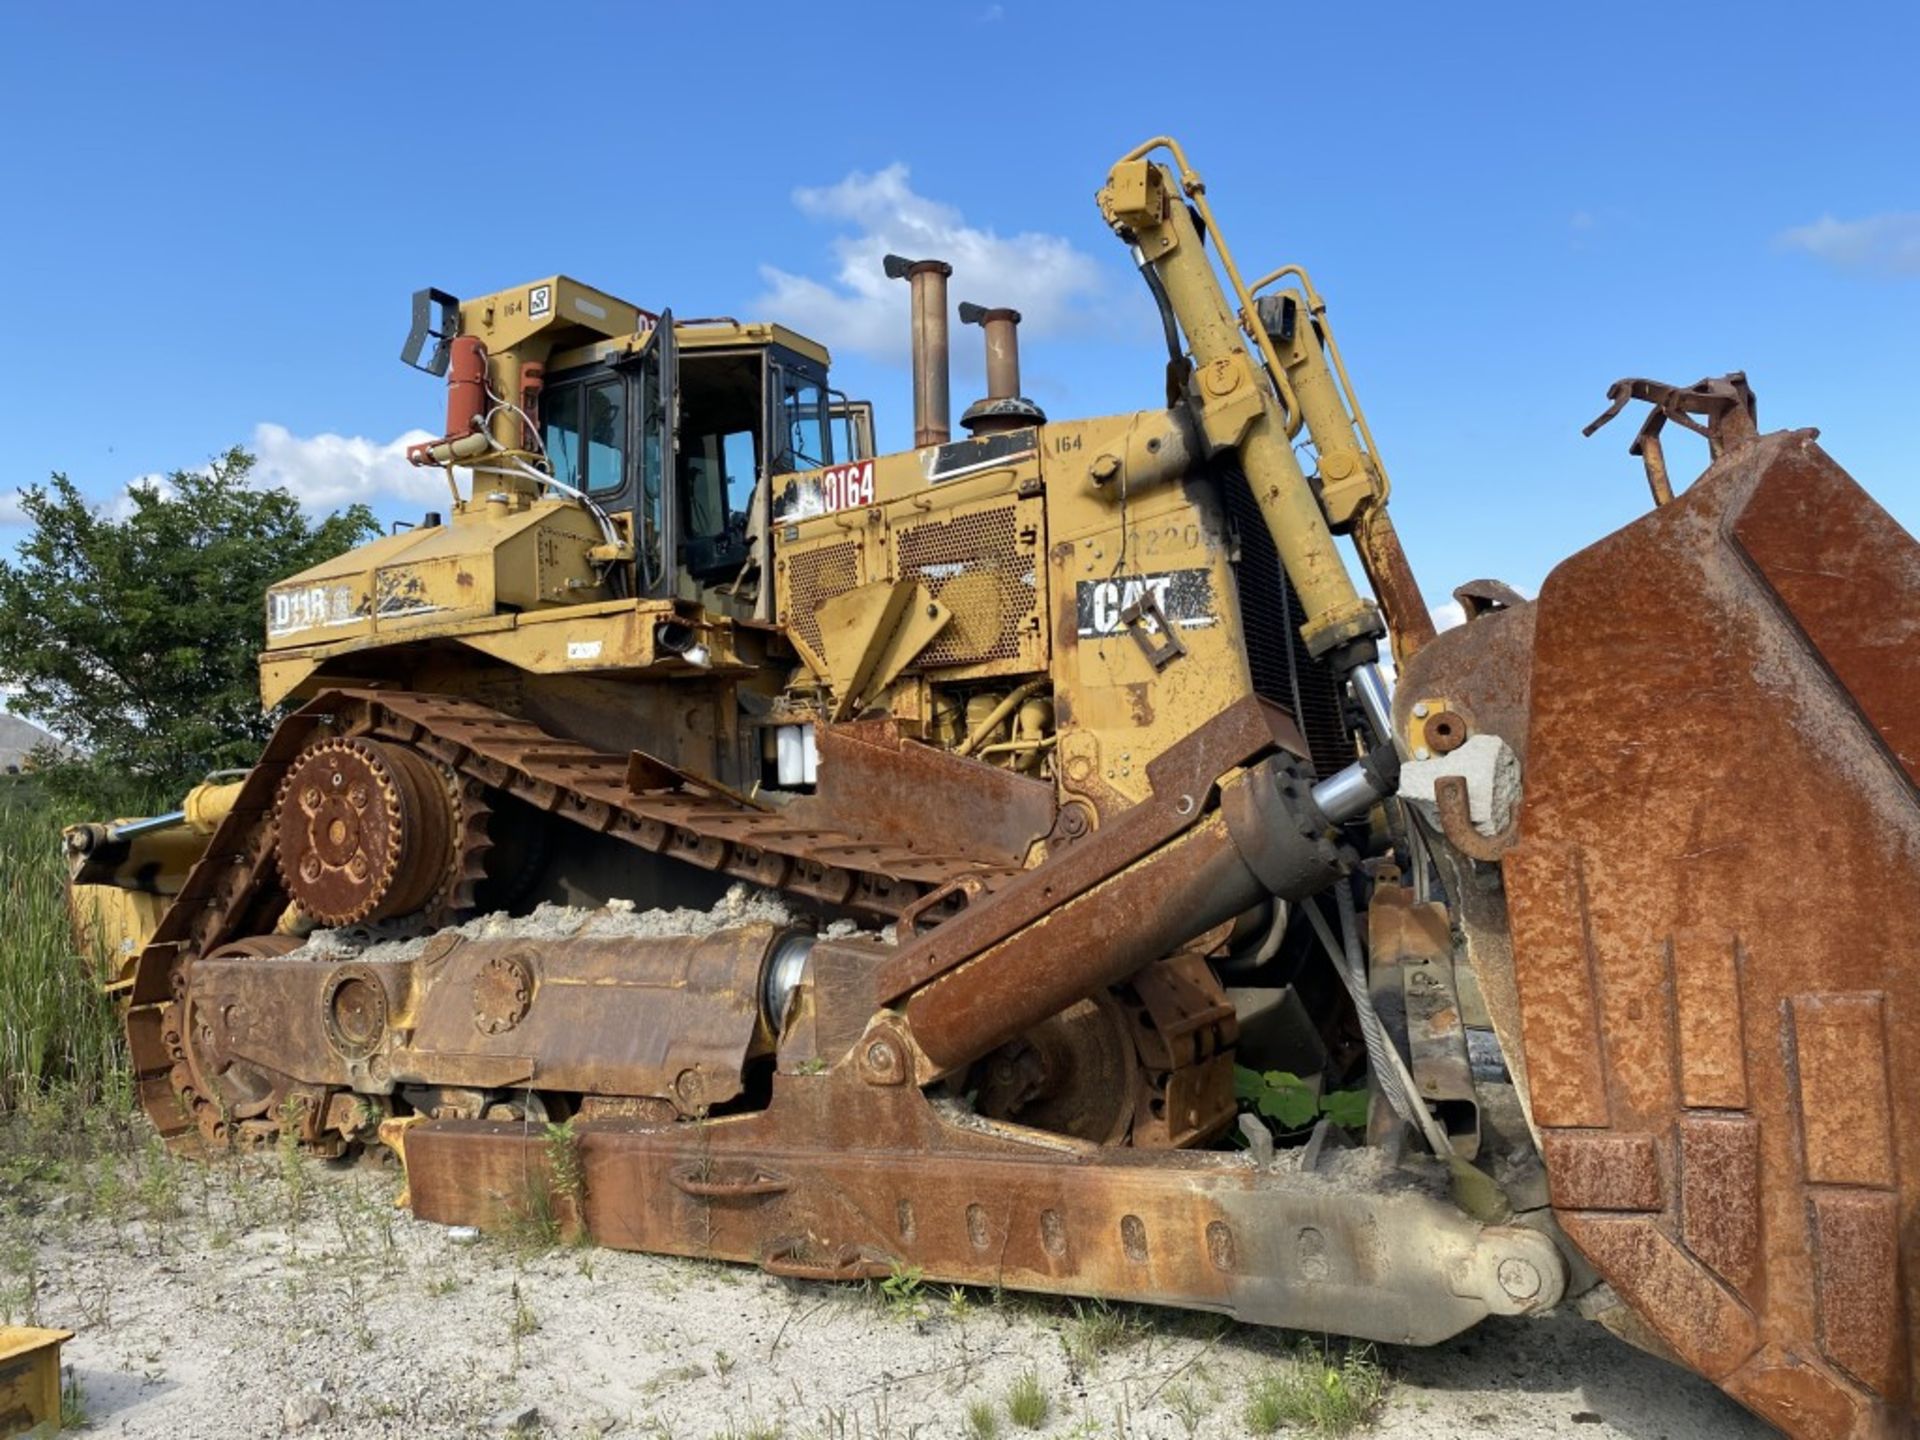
top-left (783, 540), bottom-right (861, 661)
top-left (1217, 466), bottom-right (1352, 778)
top-left (896, 506), bottom-right (1033, 669)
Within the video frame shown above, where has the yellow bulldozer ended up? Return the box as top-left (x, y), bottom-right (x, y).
top-left (61, 137), bottom-right (1918, 1439)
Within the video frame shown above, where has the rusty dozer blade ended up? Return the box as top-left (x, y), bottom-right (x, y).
top-left (1487, 426), bottom-right (1920, 1439)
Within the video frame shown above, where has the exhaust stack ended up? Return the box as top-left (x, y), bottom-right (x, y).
top-left (884, 254), bottom-right (953, 448)
top-left (958, 302), bottom-right (1047, 435)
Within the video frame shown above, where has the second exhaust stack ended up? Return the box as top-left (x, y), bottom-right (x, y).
top-left (958, 302), bottom-right (1047, 435)
top-left (884, 253), bottom-right (953, 448)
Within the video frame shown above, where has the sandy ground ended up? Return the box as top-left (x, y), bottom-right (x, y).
top-left (0, 1137), bottom-right (1775, 1440)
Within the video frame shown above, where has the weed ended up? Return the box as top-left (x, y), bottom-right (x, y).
top-left (90, 1162), bottom-right (129, 1223)
top-left (1061, 1298), bottom-right (1146, 1372)
top-left (1244, 1343), bottom-right (1386, 1438)
top-left (342, 1269), bottom-right (376, 1350)
top-left (641, 1361), bottom-right (707, 1396)
top-left (501, 1122), bottom-right (586, 1253)
top-left (711, 1348), bottom-right (737, 1381)
top-left (135, 1142), bottom-right (182, 1219)
top-left (0, 1239), bottom-right (42, 1325)
top-left (877, 1260), bottom-right (927, 1322)
top-left (1164, 1381), bottom-right (1207, 1438)
top-left (509, 1283), bottom-right (539, 1341)
top-left (714, 1419), bottom-right (782, 1440)
top-left (60, 1365), bottom-right (89, 1429)
top-left (543, 1118), bottom-right (585, 1218)
top-left (965, 1398), bottom-right (1001, 1440)
top-left (1005, 1368), bottom-right (1051, 1431)
top-left (507, 1179), bottom-right (562, 1251)
top-left (945, 1285), bottom-right (975, 1323)
top-left (276, 1098), bottom-right (310, 1221)
top-left (76, 1281), bottom-right (112, 1330)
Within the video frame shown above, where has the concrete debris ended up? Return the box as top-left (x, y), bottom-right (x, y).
top-left (1398, 733), bottom-right (1521, 835)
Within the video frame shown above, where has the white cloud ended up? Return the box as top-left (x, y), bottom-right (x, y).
top-left (249, 422), bottom-right (443, 512)
top-left (1778, 213), bottom-right (1920, 278)
top-left (0, 491), bottom-right (23, 525)
top-left (1431, 600), bottom-right (1466, 633)
top-left (753, 164), bottom-right (1105, 363)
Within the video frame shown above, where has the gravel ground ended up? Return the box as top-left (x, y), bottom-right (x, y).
top-left (0, 1137), bottom-right (1775, 1440)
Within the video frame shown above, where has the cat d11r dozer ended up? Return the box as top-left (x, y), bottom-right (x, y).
top-left (74, 136), bottom-right (1920, 1439)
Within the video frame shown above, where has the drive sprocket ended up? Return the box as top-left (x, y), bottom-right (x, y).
top-left (273, 736), bottom-right (460, 927)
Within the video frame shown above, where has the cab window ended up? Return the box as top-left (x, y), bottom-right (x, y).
top-left (774, 368), bottom-right (830, 474)
top-left (542, 375), bottom-right (626, 495)
top-left (585, 382), bottom-right (624, 496)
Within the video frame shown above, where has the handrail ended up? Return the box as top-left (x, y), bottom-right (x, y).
top-left (1113, 137), bottom-right (1304, 437)
top-left (1248, 264), bottom-right (1392, 509)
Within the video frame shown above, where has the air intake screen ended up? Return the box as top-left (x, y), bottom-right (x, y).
top-left (783, 540), bottom-right (861, 660)
top-left (896, 506), bottom-right (1034, 669)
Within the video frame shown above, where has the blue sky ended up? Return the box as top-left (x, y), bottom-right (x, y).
top-left (1, 1), bottom-right (1914, 609)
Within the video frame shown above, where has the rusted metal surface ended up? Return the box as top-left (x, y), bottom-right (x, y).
top-left (1354, 506), bottom-right (1436, 667)
top-left (1498, 428), bottom-right (1920, 1438)
top-left (883, 254), bottom-right (953, 448)
top-left (1368, 894), bottom-right (1479, 1160)
top-left (873, 696), bottom-right (1301, 1005)
top-left (896, 736), bottom-right (1340, 1081)
top-left (1582, 372), bottom-right (1759, 507)
top-left (128, 688), bottom-right (1018, 1145)
top-left (273, 736), bottom-right (458, 925)
top-left (787, 716), bottom-right (1055, 870)
top-left (184, 925), bottom-right (792, 1119)
top-left (1434, 775), bottom-right (1516, 864)
top-left (972, 994), bottom-right (1138, 1143)
top-left (1423, 710), bottom-right (1468, 755)
top-left (1395, 584), bottom-right (1539, 1119)
top-left (1119, 953), bottom-right (1239, 1148)
top-left (400, 1062), bottom-right (1566, 1346)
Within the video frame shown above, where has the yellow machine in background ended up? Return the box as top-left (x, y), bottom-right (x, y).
top-left (64, 777), bottom-right (244, 987)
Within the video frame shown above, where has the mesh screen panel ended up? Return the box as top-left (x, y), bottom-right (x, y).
top-left (784, 540), bottom-right (861, 660)
top-left (1217, 467), bottom-right (1352, 778)
top-left (896, 507), bottom-right (1033, 669)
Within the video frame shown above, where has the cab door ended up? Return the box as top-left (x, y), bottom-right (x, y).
top-left (614, 310), bottom-right (677, 596)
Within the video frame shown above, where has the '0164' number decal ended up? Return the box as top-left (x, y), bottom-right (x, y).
top-left (819, 460), bottom-right (875, 513)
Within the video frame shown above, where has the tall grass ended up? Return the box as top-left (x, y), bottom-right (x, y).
top-left (0, 779), bottom-right (127, 1113)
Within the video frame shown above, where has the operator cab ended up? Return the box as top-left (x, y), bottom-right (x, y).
top-left (538, 312), bottom-right (873, 615)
